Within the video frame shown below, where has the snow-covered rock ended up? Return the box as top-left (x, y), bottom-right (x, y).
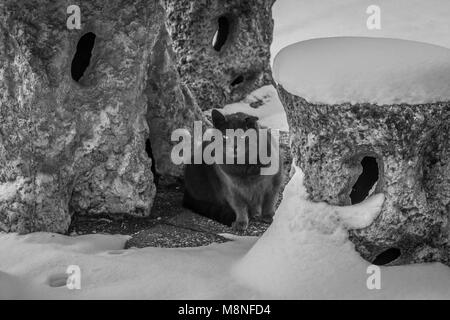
top-left (272, 0), bottom-right (450, 62)
top-left (274, 37), bottom-right (450, 106)
top-left (274, 37), bottom-right (450, 266)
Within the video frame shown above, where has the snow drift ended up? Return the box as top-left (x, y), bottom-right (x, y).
top-left (1, 166), bottom-right (450, 299)
top-left (233, 166), bottom-right (450, 299)
top-left (274, 37), bottom-right (450, 105)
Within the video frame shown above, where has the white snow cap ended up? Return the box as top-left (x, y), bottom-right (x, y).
top-left (274, 37), bottom-right (450, 106)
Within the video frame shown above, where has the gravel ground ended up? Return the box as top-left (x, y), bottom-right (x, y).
top-left (69, 179), bottom-right (271, 248)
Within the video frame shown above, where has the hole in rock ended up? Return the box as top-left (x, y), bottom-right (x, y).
top-left (212, 16), bottom-right (230, 52)
top-left (71, 32), bottom-right (96, 82)
top-left (350, 156), bottom-right (379, 205)
top-left (145, 138), bottom-right (159, 185)
top-left (372, 248), bottom-right (401, 265)
top-left (230, 75), bottom-right (244, 86)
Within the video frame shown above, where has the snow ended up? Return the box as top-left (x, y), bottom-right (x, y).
top-left (0, 232), bottom-right (260, 299)
top-left (272, 0), bottom-right (450, 60)
top-left (233, 166), bottom-right (450, 299)
top-left (0, 271), bottom-right (27, 299)
top-left (214, 85), bottom-right (289, 132)
top-left (1, 166), bottom-right (450, 299)
top-left (335, 193), bottom-right (384, 229)
top-left (273, 37), bottom-right (450, 105)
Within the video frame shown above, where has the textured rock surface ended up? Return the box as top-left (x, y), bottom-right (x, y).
top-left (278, 86), bottom-right (450, 266)
top-left (0, 0), bottom-right (184, 233)
top-left (163, 0), bottom-right (275, 111)
top-left (144, 19), bottom-right (204, 178)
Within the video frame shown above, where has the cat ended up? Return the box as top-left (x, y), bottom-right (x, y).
top-left (183, 109), bottom-right (282, 231)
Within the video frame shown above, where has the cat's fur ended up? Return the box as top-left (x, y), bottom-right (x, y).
top-left (183, 110), bottom-right (282, 230)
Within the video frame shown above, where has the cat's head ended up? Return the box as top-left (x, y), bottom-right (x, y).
top-left (211, 109), bottom-right (265, 175)
top-left (211, 109), bottom-right (259, 132)
top-left (209, 109), bottom-right (279, 176)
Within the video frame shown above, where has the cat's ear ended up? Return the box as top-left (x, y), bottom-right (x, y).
top-left (212, 109), bottom-right (226, 128)
top-left (245, 115), bottom-right (259, 129)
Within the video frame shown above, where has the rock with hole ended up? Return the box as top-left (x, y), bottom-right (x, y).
top-left (278, 89), bottom-right (450, 266)
top-left (0, 0), bottom-right (205, 233)
top-left (162, 0), bottom-right (275, 111)
top-left (274, 38), bottom-right (450, 266)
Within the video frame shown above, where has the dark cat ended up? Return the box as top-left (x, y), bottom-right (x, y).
top-left (183, 109), bottom-right (282, 230)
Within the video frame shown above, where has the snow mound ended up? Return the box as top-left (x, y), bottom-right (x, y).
top-left (233, 166), bottom-right (450, 299)
top-left (1, 169), bottom-right (450, 299)
top-left (274, 37), bottom-right (450, 105)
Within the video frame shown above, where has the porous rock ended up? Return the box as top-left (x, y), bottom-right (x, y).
top-left (162, 0), bottom-right (275, 111)
top-left (278, 86), bottom-right (450, 266)
top-left (0, 0), bottom-right (200, 233)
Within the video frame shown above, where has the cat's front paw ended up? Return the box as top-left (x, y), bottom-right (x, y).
top-left (232, 220), bottom-right (249, 231)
